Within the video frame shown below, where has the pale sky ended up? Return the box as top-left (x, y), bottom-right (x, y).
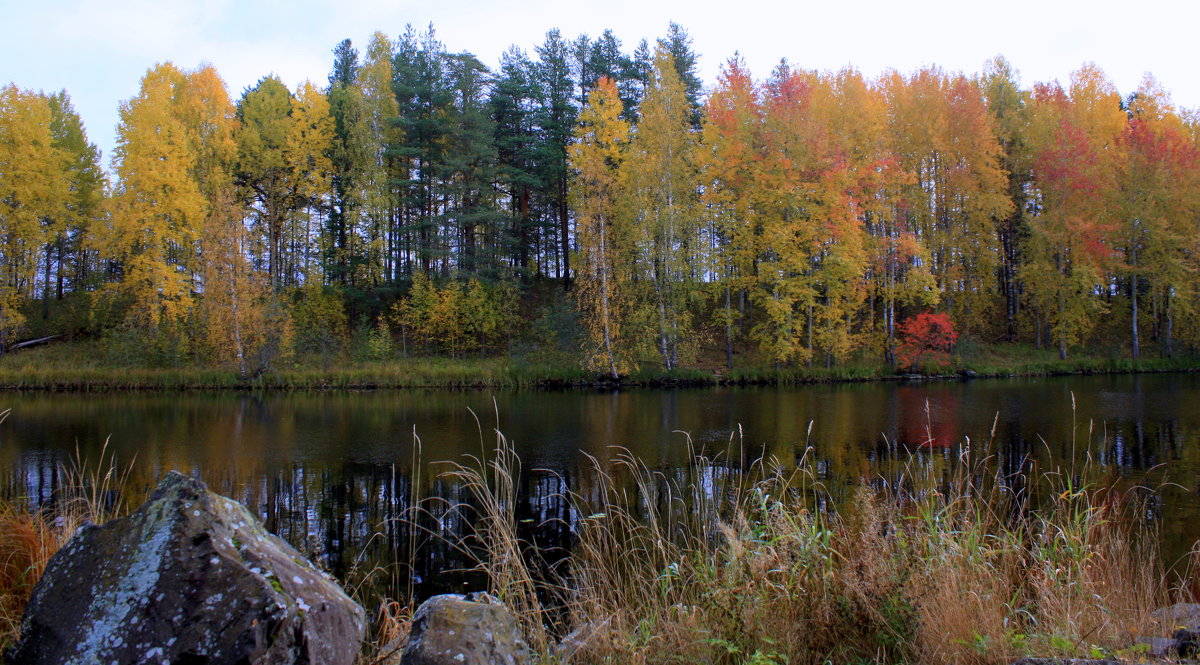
top-left (3, 0), bottom-right (1195, 166)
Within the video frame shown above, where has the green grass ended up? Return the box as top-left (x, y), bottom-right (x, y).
top-left (0, 338), bottom-right (1197, 391)
top-left (0, 341), bottom-right (593, 390)
top-left (958, 342), bottom-right (1200, 378)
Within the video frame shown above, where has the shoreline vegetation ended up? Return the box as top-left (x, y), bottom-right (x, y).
top-left (1, 423), bottom-right (1195, 663)
top-left (0, 338), bottom-right (1196, 391)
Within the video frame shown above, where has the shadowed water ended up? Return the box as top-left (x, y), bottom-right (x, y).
top-left (1, 372), bottom-right (1198, 603)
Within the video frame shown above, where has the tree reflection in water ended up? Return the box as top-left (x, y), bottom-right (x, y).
top-left (2, 374), bottom-right (1200, 608)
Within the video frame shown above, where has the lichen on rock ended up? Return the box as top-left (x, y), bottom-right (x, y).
top-left (5, 471), bottom-right (365, 665)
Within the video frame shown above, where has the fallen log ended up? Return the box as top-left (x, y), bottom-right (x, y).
top-left (6, 334), bottom-right (59, 353)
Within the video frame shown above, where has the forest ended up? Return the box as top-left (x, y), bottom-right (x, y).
top-left (2, 23), bottom-right (1198, 381)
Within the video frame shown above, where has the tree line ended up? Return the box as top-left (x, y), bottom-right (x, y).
top-left (2, 24), bottom-right (1198, 376)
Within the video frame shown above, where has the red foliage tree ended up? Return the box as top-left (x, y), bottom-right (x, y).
top-left (896, 312), bottom-right (958, 370)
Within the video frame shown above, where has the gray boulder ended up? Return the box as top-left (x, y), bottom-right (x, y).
top-left (1145, 628), bottom-right (1200, 659)
top-left (400, 594), bottom-right (528, 665)
top-left (5, 471), bottom-right (365, 665)
top-left (1152, 602), bottom-right (1200, 631)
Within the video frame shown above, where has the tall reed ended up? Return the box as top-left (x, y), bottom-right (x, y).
top-left (444, 416), bottom-right (1187, 665)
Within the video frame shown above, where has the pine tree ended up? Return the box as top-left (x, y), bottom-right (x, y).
top-left (46, 92), bottom-right (105, 304)
top-left (534, 29), bottom-right (578, 288)
top-left (392, 25), bottom-right (454, 276)
top-left (443, 51), bottom-right (503, 277)
top-left (658, 23), bottom-right (703, 129)
top-left (490, 47), bottom-right (543, 275)
top-left (327, 38), bottom-right (359, 285)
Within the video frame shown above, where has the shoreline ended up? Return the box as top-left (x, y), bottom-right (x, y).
top-left (0, 343), bottom-right (1196, 391)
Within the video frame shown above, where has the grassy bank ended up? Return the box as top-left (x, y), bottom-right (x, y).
top-left (2, 426), bottom-right (1195, 663)
top-left (0, 338), bottom-right (1197, 391)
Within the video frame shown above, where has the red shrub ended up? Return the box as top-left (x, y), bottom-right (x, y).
top-left (896, 312), bottom-right (958, 370)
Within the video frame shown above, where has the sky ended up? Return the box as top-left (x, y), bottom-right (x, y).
top-left (3, 0), bottom-right (1195, 165)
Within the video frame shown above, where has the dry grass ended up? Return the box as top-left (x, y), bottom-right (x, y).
top-left (356, 599), bottom-right (413, 665)
top-left (443, 418), bottom-right (1190, 665)
top-left (0, 425), bottom-right (135, 650)
top-left (0, 502), bottom-right (58, 648)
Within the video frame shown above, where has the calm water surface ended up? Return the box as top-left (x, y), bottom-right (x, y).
top-left (2, 373), bottom-right (1198, 599)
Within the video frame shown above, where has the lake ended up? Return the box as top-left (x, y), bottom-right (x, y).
top-left (2, 372), bottom-right (1198, 601)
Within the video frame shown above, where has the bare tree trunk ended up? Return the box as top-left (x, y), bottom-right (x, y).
top-left (229, 239), bottom-right (248, 380)
top-left (559, 179), bottom-right (571, 291)
top-left (1166, 293), bottom-right (1175, 358)
top-left (724, 283), bottom-right (733, 370)
top-left (598, 215), bottom-right (618, 380)
top-left (1130, 248), bottom-right (1140, 359)
top-left (42, 244), bottom-right (52, 320)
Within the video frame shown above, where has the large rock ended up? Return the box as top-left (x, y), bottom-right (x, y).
top-left (5, 471), bottom-right (365, 665)
top-left (1151, 602), bottom-right (1200, 631)
top-left (400, 594), bottom-right (528, 665)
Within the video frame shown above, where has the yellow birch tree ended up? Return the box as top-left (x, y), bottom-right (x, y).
top-left (570, 77), bottom-right (631, 378)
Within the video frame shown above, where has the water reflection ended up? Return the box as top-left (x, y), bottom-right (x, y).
top-left (1, 374), bottom-right (1199, 604)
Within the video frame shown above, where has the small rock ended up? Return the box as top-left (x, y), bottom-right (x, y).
top-left (401, 594), bottom-right (527, 665)
top-left (1174, 628), bottom-right (1198, 658)
top-left (5, 471), bottom-right (365, 665)
top-left (1138, 636), bottom-right (1181, 658)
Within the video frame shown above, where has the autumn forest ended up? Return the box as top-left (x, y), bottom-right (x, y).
top-left (2, 24), bottom-right (1199, 381)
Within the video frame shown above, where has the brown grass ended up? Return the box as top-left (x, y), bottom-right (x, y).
top-left (0, 503), bottom-right (58, 648)
top-left (444, 423), bottom-right (1190, 665)
top-left (0, 423), bottom-right (135, 650)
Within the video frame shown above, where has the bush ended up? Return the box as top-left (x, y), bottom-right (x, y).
top-left (289, 281), bottom-right (349, 359)
top-left (390, 273), bottom-right (519, 357)
top-left (896, 311), bottom-right (958, 370)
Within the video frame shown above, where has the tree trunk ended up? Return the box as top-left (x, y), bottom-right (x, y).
top-left (807, 304), bottom-right (814, 369)
top-left (1131, 272), bottom-right (1140, 359)
top-left (1130, 247), bottom-right (1140, 359)
top-left (599, 218), bottom-right (618, 380)
top-left (42, 243), bottom-right (52, 320)
top-left (1165, 290), bottom-right (1174, 358)
top-left (55, 236), bottom-right (65, 301)
top-left (724, 283), bottom-right (733, 370)
top-left (559, 177), bottom-right (571, 291)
